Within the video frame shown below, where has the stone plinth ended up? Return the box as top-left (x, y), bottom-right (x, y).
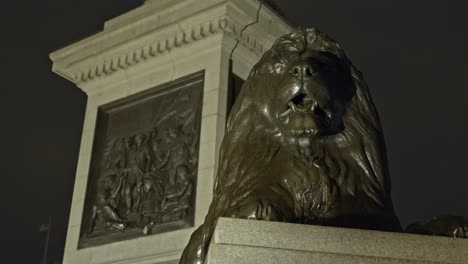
top-left (50, 0), bottom-right (291, 263)
top-left (207, 218), bottom-right (467, 264)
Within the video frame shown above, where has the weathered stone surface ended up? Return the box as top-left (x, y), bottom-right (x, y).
top-left (206, 218), bottom-right (467, 264)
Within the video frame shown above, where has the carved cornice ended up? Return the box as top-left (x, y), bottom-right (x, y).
top-left (50, 0), bottom-right (292, 86)
top-left (78, 17), bottom-right (265, 84)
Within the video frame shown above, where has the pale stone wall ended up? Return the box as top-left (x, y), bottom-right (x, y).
top-left (50, 1), bottom-right (292, 263)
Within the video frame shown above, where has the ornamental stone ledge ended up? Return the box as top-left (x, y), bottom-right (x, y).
top-left (207, 218), bottom-right (467, 264)
top-left (50, 0), bottom-right (291, 87)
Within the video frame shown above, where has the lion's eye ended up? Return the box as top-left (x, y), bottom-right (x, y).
top-left (273, 63), bottom-right (285, 73)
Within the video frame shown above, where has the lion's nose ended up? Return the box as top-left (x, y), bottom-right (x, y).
top-left (289, 61), bottom-right (316, 80)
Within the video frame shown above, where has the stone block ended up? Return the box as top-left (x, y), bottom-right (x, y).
top-left (207, 217), bottom-right (467, 264)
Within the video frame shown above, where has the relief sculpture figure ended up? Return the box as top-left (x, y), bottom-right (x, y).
top-left (84, 117), bottom-right (200, 246)
top-left (78, 74), bottom-right (203, 248)
top-left (86, 124), bottom-right (198, 240)
top-left (180, 28), bottom-right (466, 264)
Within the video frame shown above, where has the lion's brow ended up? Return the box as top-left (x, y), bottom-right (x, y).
top-left (275, 38), bottom-right (305, 51)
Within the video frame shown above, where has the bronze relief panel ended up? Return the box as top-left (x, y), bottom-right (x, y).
top-left (79, 72), bottom-right (204, 248)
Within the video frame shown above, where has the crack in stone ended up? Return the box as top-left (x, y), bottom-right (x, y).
top-left (229, 0), bottom-right (264, 61)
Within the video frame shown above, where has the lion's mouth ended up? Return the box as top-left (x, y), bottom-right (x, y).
top-left (279, 93), bottom-right (331, 137)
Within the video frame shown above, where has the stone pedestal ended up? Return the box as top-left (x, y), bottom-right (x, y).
top-left (50, 1), bottom-right (291, 263)
top-left (207, 218), bottom-right (467, 264)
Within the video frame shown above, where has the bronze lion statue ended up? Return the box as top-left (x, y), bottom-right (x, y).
top-left (180, 27), bottom-right (402, 263)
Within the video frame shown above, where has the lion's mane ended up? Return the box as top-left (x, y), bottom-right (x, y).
top-left (180, 28), bottom-right (400, 264)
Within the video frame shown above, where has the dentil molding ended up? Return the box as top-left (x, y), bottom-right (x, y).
top-left (50, 0), bottom-right (291, 87)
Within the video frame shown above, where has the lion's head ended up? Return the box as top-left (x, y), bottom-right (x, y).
top-left (238, 29), bottom-right (352, 142)
top-left (219, 28), bottom-right (395, 209)
top-left (180, 28), bottom-right (400, 264)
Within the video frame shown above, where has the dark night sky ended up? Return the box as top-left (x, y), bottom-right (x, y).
top-left (2, 0), bottom-right (468, 263)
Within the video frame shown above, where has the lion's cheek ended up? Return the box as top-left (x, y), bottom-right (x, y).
top-left (255, 100), bottom-right (283, 127)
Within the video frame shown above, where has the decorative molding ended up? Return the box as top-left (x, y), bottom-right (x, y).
top-left (50, 1), bottom-right (292, 86)
top-left (69, 17), bottom-right (269, 85)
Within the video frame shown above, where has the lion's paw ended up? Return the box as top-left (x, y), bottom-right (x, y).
top-left (229, 198), bottom-right (283, 221)
top-left (406, 215), bottom-right (468, 238)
